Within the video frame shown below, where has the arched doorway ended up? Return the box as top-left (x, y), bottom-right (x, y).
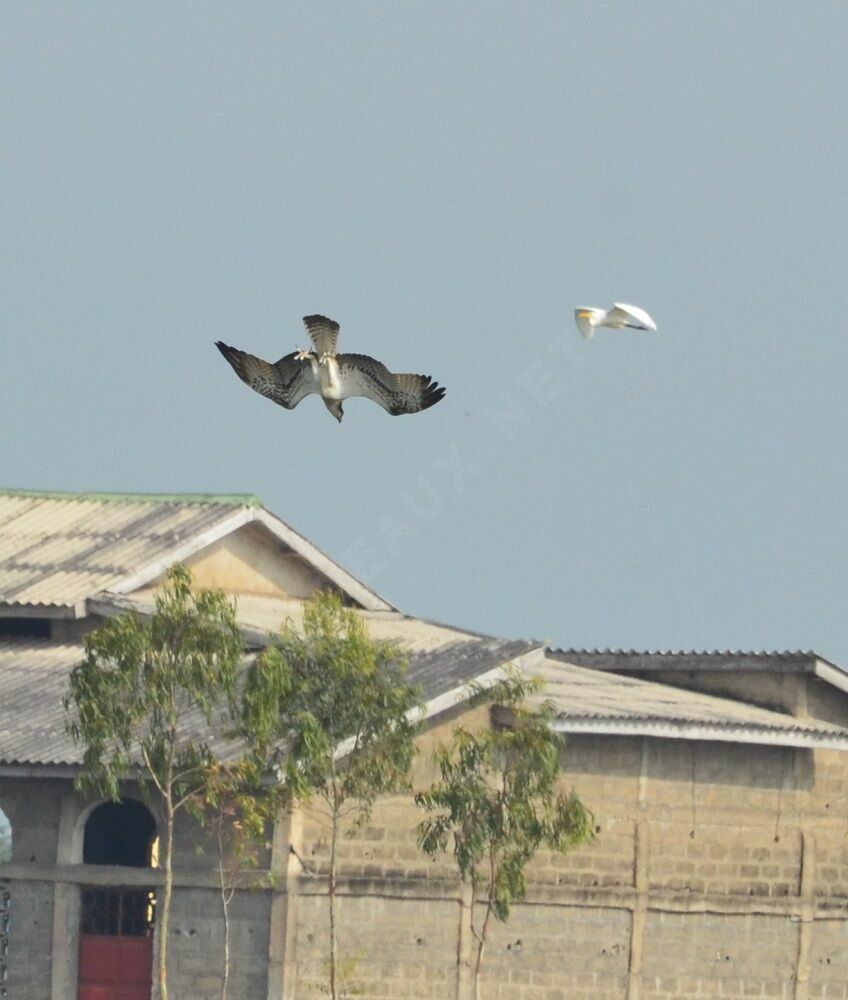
top-left (78, 799), bottom-right (156, 1000)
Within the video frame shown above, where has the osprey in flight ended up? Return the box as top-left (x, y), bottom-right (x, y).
top-left (216, 315), bottom-right (446, 423)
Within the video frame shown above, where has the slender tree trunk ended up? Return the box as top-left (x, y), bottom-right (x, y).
top-left (159, 799), bottom-right (174, 1000)
top-left (473, 902), bottom-right (493, 1000)
top-left (217, 817), bottom-right (231, 1000)
top-left (328, 794), bottom-right (339, 1000)
top-left (472, 856), bottom-right (496, 1000)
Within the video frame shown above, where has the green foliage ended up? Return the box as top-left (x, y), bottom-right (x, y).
top-left (64, 564), bottom-right (246, 1000)
top-left (65, 564), bottom-right (244, 805)
top-left (416, 673), bottom-right (594, 925)
top-left (200, 757), bottom-right (279, 855)
top-left (242, 591), bottom-right (422, 820)
top-left (241, 591), bottom-right (422, 1000)
top-left (198, 758), bottom-right (283, 1000)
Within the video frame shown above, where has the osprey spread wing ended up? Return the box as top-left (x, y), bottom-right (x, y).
top-left (215, 315), bottom-right (445, 422)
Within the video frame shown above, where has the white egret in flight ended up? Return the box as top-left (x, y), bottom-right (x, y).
top-left (575, 303), bottom-right (657, 340)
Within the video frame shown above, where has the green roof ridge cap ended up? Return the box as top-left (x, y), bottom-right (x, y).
top-left (0, 488), bottom-right (262, 508)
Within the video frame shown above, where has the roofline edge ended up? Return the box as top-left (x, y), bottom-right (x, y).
top-left (552, 718), bottom-right (848, 750)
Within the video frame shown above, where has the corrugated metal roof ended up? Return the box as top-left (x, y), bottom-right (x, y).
top-left (407, 638), bottom-right (540, 704)
top-left (0, 630), bottom-right (540, 767)
top-left (0, 638), bottom-right (82, 765)
top-left (549, 649), bottom-right (828, 672)
top-left (0, 585), bottom-right (542, 767)
top-left (524, 657), bottom-right (848, 749)
top-left (0, 491), bottom-right (252, 609)
top-left (92, 590), bottom-right (507, 655)
top-left (204, 594), bottom-right (491, 653)
top-left (0, 637), bottom-right (254, 767)
top-left (4, 630), bottom-right (847, 768)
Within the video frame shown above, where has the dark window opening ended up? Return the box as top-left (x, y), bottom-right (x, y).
top-left (0, 618), bottom-right (49, 639)
top-left (81, 889), bottom-right (155, 938)
top-left (0, 807), bottom-right (10, 865)
top-left (83, 799), bottom-right (156, 868)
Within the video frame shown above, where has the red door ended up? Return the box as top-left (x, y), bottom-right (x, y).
top-left (78, 935), bottom-right (152, 1000)
top-left (78, 889), bottom-right (154, 1000)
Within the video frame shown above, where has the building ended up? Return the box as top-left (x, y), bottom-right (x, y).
top-left (1, 489), bottom-right (847, 1000)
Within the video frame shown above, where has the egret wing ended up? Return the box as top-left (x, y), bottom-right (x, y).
top-left (610, 303), bottom-right (657, 330)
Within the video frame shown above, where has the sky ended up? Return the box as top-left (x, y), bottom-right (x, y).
top-left (3, 3), bottom-right (847, 663)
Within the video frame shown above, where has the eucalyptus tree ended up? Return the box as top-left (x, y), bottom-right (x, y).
top-left (65, 565), bottom-right (244, 1000)
top-left (416, 675), bottom-right (594, 1000)
top-left (199, 757), bottom-right (281, 1000)
top-left (242, 592), bottom-right (422, 1000)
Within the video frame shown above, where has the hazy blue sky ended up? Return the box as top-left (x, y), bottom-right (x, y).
top-left (3, 3), bottom-right (847, 662)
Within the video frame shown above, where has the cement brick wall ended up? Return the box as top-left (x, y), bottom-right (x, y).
top-left (287, 725), bottom-right (848, 1000)
top-left (647, 824), bottom-right (801, 898)
top-left (0, 778), bottom-right (62, 866)
top-left (481, 903), bottom-right (631, 1000)
top-left (813, 830), bottom-right (848, 899)
top-left (6, 685), bottom-right (848, 1000)
top-left (809, 920), bottom-right (848, 998)
top-left (294, 894), bottom-right (458, 999)
top-left (170, 806), bottom-right (273, 872)
top-left (0, 781), bottom-right (62, 998)
top-left (640, 913), bottom-right (797, 999)
top-left (167, 887), bottom-right (272, 1000)
top-left (639, 669), bottom-right (804, 716)
top-left (528, 817), bottom-right (634, 890)
top-left (4, 881), bottom-right (54, 999)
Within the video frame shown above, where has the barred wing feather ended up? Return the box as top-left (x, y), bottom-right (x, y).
top-left (303, 314), bottom-right (340, 357)
top-left (338, 353), bottom-right (446, 415)
top-left (215, 342), bottom-right (320, 410)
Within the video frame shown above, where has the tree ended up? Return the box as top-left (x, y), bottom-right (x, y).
top-left (199, 758), bottom-right (281, 1000)
top-left (65, 565), bottom-right (244, 1000)
top-left (415, 674), bottom-right (594, 1000)
top-left (242, 592), bottom-right (422, 1000)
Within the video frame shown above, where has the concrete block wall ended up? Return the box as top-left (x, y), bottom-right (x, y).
top-left (294, 894), bottom-right (458, 999)
top-left (0, 778), bottom-right (63, 866)
top-left (808, 921), bottom-right (848, 998)
top-left (288, 727), bottom-right (848, 999)
top-left (0, 775), bottom-right (276, 1000)
top-left (646, 824), bottom-right (802, 898)
top-left (0, 779), bottom-right (61, 999)
top-left (481, 904), bottom-right (631, 1000)
top-left (3, 690), bottom-right (848, 999)
top-left (168, 887), bottom-right (272, 1000)
top-left (639, 913), bottom-right (797, 999)
top-left (4, 882), bottom-right (54, 998)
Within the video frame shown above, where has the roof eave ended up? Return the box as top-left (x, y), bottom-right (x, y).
top-left (551, 717), bottom-right (848, 751)
top-left (415, 645), bottom-right (547, 724)
top-left (0, 762), bottom-right (82, 778)
top-left (330, 646), bottom-right (546, 763)
top-left (813, 658), bottom-right (848, 696)
top-left (0, 600), bottom-right (87, 620)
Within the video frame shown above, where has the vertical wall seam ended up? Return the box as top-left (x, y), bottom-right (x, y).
top-left (793, 830), bottom-right (815, 1000)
